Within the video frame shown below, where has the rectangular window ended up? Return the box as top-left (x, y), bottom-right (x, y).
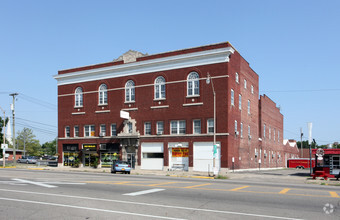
top-left (144, 122), bottom-right (151, 135)
top-left (128, 122), bottom-right (133, 133)
top-left (65, 126), bottom-right (70, 138)
top-left (231, 89), bottom-right (234, 106)
top-left (100, 124), bottom-right (106, 136)
top-left (193, 119), bottom-right (201, 134)
top-left (240, 123), bottom-right (243, 138)
top-left (264, 124), bottom-right (266, 138)
top-left (74, 126), bottom-right (79, 137)
top-left (239, 94), bottom-right (242, 110)
top-left (251, 85), bottom-right (254, 94)
top-left (111, 124), bottom-right (117, 136)
top-left (170, 120), bottom-right (186, 134)
top-left (247, 100), bottom-right (250, 114)
top-left (248, 125), bottom-right (251, 136)
top-left (207, 119), bottom-right (214, 134)
top-left (157, 121), bottom-right (164, 134)
top-left (244, 79), bottom-right (247, 89)
top-left (234, 120), bottom-right (237, 133)
top-left (84, 125), bottom-right (95, 137)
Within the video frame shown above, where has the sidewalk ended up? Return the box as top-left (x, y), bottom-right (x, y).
top-left (10, 164), bottom-right (340, 186)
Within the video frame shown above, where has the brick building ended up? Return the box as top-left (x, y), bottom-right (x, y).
top-left (54, 42), bottom-right (298, 173)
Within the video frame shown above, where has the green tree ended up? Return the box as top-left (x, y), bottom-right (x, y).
top-left (41, 139), bottom-right (57, 156)
top-left (0, 116), bottom-right (9, 145)
top-left (16, 128), bottom-right (42, 156)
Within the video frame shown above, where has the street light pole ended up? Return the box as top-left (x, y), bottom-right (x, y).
top-left (9, 93), bottom-right (18, 165)
top-left (206, 73), bottom-right (216, 176)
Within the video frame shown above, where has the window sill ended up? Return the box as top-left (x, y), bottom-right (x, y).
top-left (183, 102), bottom-right (203, 107)
top-left (98, 104), bottom-right (108, 106)
top-left (154, 98), bottom-right (166, 101)
top-left (186, 95), bottom-right (200, 99)
top-left (125, 101), bottom-right (135, 104)
top-left (74, 106), bottom-right (83, 108)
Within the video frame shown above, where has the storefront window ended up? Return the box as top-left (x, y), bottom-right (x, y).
top-left (100, 152), bottom-right (120, 168)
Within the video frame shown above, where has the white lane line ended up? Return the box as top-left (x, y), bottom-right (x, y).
top-left (0, 188), bottom-right (303, 220)
top-left (12, 179), bottom-right (57, 188)
top-left (0, 197), bottom-right (185, 220)
top-left (124, 188), bottom-right (165, 196)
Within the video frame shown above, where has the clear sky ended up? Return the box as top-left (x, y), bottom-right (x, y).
top-left (1, 0), bottom-right (339, 145)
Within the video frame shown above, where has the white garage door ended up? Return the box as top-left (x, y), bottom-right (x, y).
top-left (141, 142), bottom-right (164, 170)
top-left (193, 142), bottom-right (220, 172)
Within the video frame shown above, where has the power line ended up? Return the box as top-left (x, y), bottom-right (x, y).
top-left (19, 93), bottom-right (57, 110)
top-left (16, 117), bottom-right (57, 128)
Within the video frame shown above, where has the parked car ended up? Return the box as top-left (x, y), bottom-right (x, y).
top-left (17, 156), bottom-right (37, 164)
top-left (111, 161), bottom-right (131, 174)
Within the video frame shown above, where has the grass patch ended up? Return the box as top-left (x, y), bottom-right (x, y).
top-left (215, 175), bottom-right (228, 179)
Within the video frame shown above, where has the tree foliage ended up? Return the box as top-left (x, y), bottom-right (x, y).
top-left (41, 139), bottom-right (57, 156)
top-left (0, 116), bottom-right (9, 144)
top-left (16, 128), bottom-right (42, 156)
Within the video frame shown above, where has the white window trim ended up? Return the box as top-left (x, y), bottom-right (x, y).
top-left (170, 120), bottom-right (186, 135)
top-left (125, 80), bottom-right (135, 103)
top-left (65, 126), bottom-right (70, 138)
top-left (98, 84), bottom-right (108, 105)
top-left (207, 118), bottom-right (214, 134)
top-left (187, 72), bottom-right (200, 97)
top-left (239, 94), bottom-right (242, 110)
top-left (144, 122), bottom-right (151, 135)
top-left (247, 100), bottom-right (250, 114)
top-left (111, 123), bottom-right (117, 136)
top-left (235, 72), bottom-right (239, 83)
top-left (154, 76), bottom-right (166, 100)
top-left (231, 89), bottom-right (234, 106)
top-left (100, 124), bottom-right (106, 136)
top-left (244, 79), bottom-right (247, 89)
top-left (193, 119), bottom-right (201, 134)
top-left (156, 121), bottom-right (164, 134)
top-left (84, 125), bottom-right (95, 137)
top-left (74, 87), bottom-right (83, 108)
top-left (74, 126), bottom-right (79, 137)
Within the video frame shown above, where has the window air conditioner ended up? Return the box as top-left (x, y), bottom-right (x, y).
top-left (235, 131), bottom-right (239, 136)
top-left (99, 132), bottom-right (105, 137)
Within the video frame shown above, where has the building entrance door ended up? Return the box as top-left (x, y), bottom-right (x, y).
top-left (127, 153), bottom-right (135, 169)
top-left (84, 153), bottom-right (96, 167)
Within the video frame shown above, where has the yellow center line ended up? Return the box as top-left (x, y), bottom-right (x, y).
top-left (329, 191), bottom-right (340, 198)
top-left (230, 186), bottom-right (249, 191)
top-left (279, 188), bottom-right (291, 194)
top-left (184, 183), bottom-right (212, 188)
top-left (148, 182), bottom-right (179, 187)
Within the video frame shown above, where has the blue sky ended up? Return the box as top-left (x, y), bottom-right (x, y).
top-left (0, 0), bottom-right (339, 145)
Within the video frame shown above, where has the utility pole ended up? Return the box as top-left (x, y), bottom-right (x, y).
top-left (300, 128), bottom-right (303, 158)
top-left (0, 106), bottom-right (6, 168)
top-left (9, 93), bottom-right (18, 165)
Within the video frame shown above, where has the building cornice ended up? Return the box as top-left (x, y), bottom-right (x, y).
top-left (54, 47), bottom-right (234, 86)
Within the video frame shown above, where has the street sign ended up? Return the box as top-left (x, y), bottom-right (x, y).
top-left (1, 144), bottom-right (8, 149)
top-left (120, 110), bottom-right (130, 119)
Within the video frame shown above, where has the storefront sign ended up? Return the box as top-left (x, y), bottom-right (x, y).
top-left (172, 148), bottom-right (189, 157)
top-left (83, 144), bottom-right (97, 150)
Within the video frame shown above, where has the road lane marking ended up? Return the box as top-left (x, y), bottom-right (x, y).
top-left (0, 189), bottom-right (303, 220)
top-left (183, 183), bottom-right (212, 188)
top-left (0, 197), bottom-right (185, 220)
top-left (124, 188), bottom-right (165, 196)
top-left (230, 186), bottom-right (249, 191)
top-left (329, 191), bottom-right (340, 198)
top-left (12, 179), bottom-right (57, 188)
top-left (279, 188), bottom-right (291, 194)
top-left (148, 182), bottom-right (179, 187)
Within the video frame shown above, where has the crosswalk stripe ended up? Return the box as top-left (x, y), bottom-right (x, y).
top-left (124, 188), bottom-right (165, 196)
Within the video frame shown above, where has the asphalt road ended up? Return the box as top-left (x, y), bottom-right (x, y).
top-left (0, 169), bottom-right (339, 219)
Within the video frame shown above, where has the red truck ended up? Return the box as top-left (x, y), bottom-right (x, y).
top-left (287, 158), bottom-right (315, 169)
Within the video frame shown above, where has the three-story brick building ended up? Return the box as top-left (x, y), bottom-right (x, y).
top-left (54, 42), bottom-right (298, 173)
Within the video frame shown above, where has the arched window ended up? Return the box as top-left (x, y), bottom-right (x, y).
top-left (125, 80), bottom-right (135, 102)
top-left (98, 84), bottom-right (108, 105)
top-left (154, 76), bottom-right (166, 99)
top-left (187, 72), bottom-right (199, 96)
top-left (75, 87), bottom-right (83, 107)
